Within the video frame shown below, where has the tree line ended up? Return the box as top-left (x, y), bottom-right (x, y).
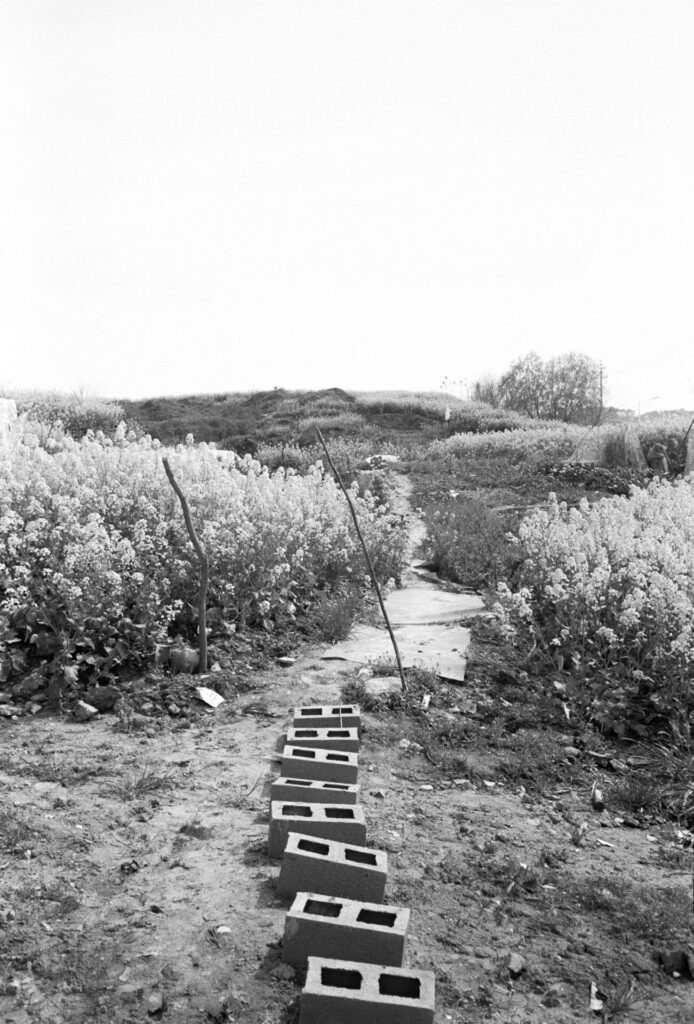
top-left (472, 352), bottom-right (603, 425)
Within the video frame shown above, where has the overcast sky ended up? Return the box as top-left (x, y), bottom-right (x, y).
top-left (1, 1), bottom-right (693, 411)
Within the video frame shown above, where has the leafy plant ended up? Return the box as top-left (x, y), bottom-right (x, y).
top-left (496, 480), bottom-right (694, 738)
top-left (425, 497), bottom-right (515, 588)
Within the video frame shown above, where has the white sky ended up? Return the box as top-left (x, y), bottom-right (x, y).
top-left (1, 1), bottom-right (693, 411)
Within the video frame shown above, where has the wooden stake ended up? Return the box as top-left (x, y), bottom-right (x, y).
top-left (314, 427), bottom-right (407, 693)
top-left (162, 457), bottom-right (209, 672)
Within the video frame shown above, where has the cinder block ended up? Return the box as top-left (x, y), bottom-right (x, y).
top-left (282, 892), bottom-right (409, 967)
top-left (300, 956), bottom-right (435, 1024)
top-left (293, 704), bottom-right (362, 737)
top-left (271, 777), bottom-right (359, 806)
top-left (281, 746), bottom-right (358, 785)
top-left (286, 727), bottom-right (360, 754)
top-left (268, 802), bottom-right (367, 858)
top-left (277, 832), bottom-right (387, 903)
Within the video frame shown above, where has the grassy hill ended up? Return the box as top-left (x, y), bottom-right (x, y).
top-left (121, 387), bottom-right (460, 451)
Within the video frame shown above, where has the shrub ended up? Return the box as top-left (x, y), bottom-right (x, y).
top-left (496, 480), bottom-right (694, 737)
top-left (430, 423), bottom-right (585, 464)
top-left (426, 498), bottom-right (514, 589)
top-left (4, 389), bottom-right (126, 438)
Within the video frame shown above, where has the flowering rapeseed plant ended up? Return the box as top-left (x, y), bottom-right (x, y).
top-left (0, 425), bottom-right (409, 685)
top-left (495, 480), bottom-right (694, 735)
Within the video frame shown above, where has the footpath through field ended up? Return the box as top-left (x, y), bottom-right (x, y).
top-left (323, 473), bottom-right (485, 683)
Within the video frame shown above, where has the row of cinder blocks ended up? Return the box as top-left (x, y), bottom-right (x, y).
top-left (269, 703), bottom-right (434, 1023)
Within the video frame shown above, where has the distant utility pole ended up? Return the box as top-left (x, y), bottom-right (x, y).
top-left (594, 363), bottom-right (605, 427)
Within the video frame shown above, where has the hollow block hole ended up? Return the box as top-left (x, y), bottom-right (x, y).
top-left (344, 848), bottom-right (377, 865)
top-left (357, 908), bottom-right (397, 927)
top-left (379, 975), bottom-right (421, 999)
top-left (282, 805), bottom-right (312, 817)
top-left (304, 898), bottom-right (342, 918)
top-left (297, 839), bottom-right (329, 855)
top-left (321, 968), bottom-right (362, 991)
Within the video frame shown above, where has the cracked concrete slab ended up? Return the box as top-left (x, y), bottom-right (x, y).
top-left (322, 623), bottom-right (472, 683)
top-left (383, 585), bottom-right (484, 626)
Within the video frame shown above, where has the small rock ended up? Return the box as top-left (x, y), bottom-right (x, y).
top-left (53, 794), bottom-right (68, 809)
top-left (591, 787), bottom-right (605, 811)
top-left (147, 990), bottom-right (164, 1015)
top-left (129, 713), bottom-right (151, 730)
top-left (73, 700), bottom-right (98, 722)
top-left (541, 983), bottom-right (568, 1007)
top-left (276, 656), bottom-right (296, 668)
top-left (507, 953), bottom-right (526, 978)
top-left (474, 945), bottom-right (496, 959)
top-left (170, 646), bottom-right (199, 673)
top-left (419, 785), bottom-right (434, 791)
top-left (398, 738), bottom-right (411, 749)
top-left (453, 778), bottom-right (474, 790)
top-left (87, 685), bottom-right (122, 712)
top-left (271, 963), bottom-right (295, 981)
top-left (659, 948), bottom-right (691, 976)
top-left (563, 746), bottom-right (581, 758)
top-left (0, 704), bottom-right (17, 718)
top-left (174, 718), bottom-right (191, 731)
top-left (139, 701), bottom-right (155, 714)
top-left (167, 703), bottom-right (181, 717)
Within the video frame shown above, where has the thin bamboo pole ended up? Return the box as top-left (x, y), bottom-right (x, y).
top-left (314, 427), bottom-right (407, 693)
top-left (162, 457), bottom-right (209, 672)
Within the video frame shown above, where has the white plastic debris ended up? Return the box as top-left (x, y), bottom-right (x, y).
top-left (195, 687), bottom-right (225, 709)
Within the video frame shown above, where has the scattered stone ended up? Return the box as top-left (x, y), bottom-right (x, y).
top-left (591, 786), bottom-right (605, 811)
top-left (168, 703), bottom-right (181, 717)
top-left (659, 948), bottom-right (692, 977)
top-left (474, 945), bottom-right (496, 960)
top-left (129, 713), bottom-right (151, 730)
top-left (73, 700), bottom-right (98, 722)
top-left (170, 646), bottom-right (199, 673)
top-left (271, 963), bottom-right (295, 981)
top-left (87, 685), bottom-right (122, 712)
top-left (276, 656), bottom-right (296, 668)
top-left (507, 953), bottom-right (526, 978)
top-left (147, 990), bottom-right (164, 1015)
top-left (398, 738), bottom-right (411, 749)
top-left (139, 701), bottom-right (155, 714)
top-left (628, 952), bottom-right (654, 974)
top-left (0, 704), bottom-right (17, 718)
top-left (563, 746), bottom-right (581, 758)
top-left (541, 983), bottom-right (568, 1007)
top-left (453, 779), bottom-right (474, 790)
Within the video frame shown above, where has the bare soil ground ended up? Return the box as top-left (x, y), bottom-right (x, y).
top-left (1, 646), bottom-right (693, 1023)
top-left (1, 472), bottom-right (692, 1024)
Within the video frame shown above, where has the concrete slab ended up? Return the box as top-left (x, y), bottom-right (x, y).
top-left (322, 623), bottom-right (472, 683)
top-left (383, 585), bottom-right (484, 625)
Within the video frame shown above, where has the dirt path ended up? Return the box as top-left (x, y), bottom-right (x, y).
top-left (1, 471), bottom-right (692, 1023)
